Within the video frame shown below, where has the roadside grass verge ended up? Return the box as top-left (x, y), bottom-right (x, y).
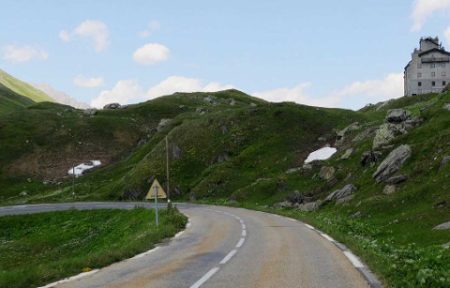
top-left (0, 208), bottom-right (187, 288)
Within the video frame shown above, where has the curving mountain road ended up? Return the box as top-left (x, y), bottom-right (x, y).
top-left (0, 202), bottom-right (381, 288)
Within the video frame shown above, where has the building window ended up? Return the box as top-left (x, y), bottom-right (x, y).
top-left (431, 71), bottom-right (436, 77)
top-left (432, 81), bottom-right (436, 86)
top-left (417, 63), bottom-right (422, 69)
top-left (442, 71), bottom-right (447, 77)
top-left (418, 81), bottom-right (422, 87)
top-left (440, 63), bottom-right (446, 68)
top-left (444, 81), bottom-right (447, 86)
top-left (417, 72), bottom-right (422, 78)
top-left (431, 63), bottom-right (436, 68)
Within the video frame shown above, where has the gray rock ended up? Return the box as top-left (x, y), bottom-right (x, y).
top-left (157, 118), bottom-right (172, 132)
top-left (230, 99), bottom-right (236, 106)
top-left (319, 166), bottom-right (335, 181)
top-left (352, 127), bottom-right (377, 143)
top-left (204, 95), bottom-right (217, 105)
top-left (286, 167), bottom-right (302, 174)
top-left (19, 191), bottom-right (28, 196)
top-left (196, 107), bottom-right (207, 114)
top-left (433, 221), bottom-right (450, 230)
top-left (103, 103), bottom-right (121, 109)
top-left (373, 123), bottom-right (407, 149)
top-left (351, 211), bottom-right (362, 218)
top-left (83, 108), bottom-right (97, 116)
top-left (302, 163), bottom-right (313, 170)
top-left (383, 185), bottom-right (396, 195)
top-left (340, 148), bottom-right (353, 160)
top-left (385, 174), bottom-right (408, 184)
top-left (324, 184), bottom-right (357, 203)
top-left (373, 145), bottom-right (412, 183)
top-left (298, 201), bottom-right (321, 212)
top-left (172, 144), bottom-right (182, 159)
top-left (443, 103), bottom-right (450, 111)
top-left (317, 136), bottom-right (327, 142)
top-left (275, 201), bottom-right (296, 209)
top-left (442, 242), bottom-right (450, 249)
top-left (361, 150), bottom-right (382, 167)
top-left (440, 156), bottom-right (450, 170)
top-left (386, 109), bottom-right (411, 123)
top-left (336, 122), bottom-right (360, 146)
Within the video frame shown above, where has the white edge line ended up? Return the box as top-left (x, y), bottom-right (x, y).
top-left (242, 230), bottom-right (247, 237)
top-left (236, 237), bottom-right (245, 248)
top-left (343, 251), bottom-right (364, 268)
top-left (288, 218), bottom-right (297, 222)
top-left (242, 224), bottom-right (246, 230)
top-left (219, 249), bottom-right (237, 264)
top-left (320, 233), bottom-right (335, 242)
top-left (132, 246), bottom-right (161, 259)
top-left (305, 223), bottom-right (315, 230)
top-left (190, 267), bottom-right (220, 288)
top-left (38, 269), bottom-right (99, 288)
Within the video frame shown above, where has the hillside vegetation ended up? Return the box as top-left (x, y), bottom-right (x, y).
top-left (0, 69), bottom-right (53, 103)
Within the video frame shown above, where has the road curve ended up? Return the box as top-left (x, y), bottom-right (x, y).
top-left (0, 202), bottom-right (378, 288)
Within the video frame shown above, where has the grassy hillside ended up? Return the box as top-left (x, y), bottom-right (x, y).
top-left (0, 69), bottom-right (53, 103)
top-left (0, 89), bottom-right (363, 203)
top-left (0, 83), bottom-right (35, 116)
top-left (0, 208), bottom-right (187, 288)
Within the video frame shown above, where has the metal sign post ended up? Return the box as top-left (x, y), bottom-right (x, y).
top-left (154, 185), bottom-right (159, 226)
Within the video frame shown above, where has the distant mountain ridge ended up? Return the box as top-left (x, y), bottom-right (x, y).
top-left (32, 83), bottom-right (89, 109)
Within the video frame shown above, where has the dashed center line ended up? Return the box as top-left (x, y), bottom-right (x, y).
top-left (189, 209), bottom-right (247, 288)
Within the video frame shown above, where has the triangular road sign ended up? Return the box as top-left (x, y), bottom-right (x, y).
top-left (146, 178), bottom-right (167, 199)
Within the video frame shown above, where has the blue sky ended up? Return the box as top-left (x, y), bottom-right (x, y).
top-left (1, 0), bottom-right (450, 109)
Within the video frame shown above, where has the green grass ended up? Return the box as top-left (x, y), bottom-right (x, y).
top-left (0, 83), bottom-right (35, 116)
top-left (0, 69), bottom-right (53, 103)
top-left (0, 208), bottom-right (187, 288)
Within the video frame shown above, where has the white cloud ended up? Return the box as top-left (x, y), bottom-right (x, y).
top-left (411, 0), bottom-right (450, 31)
top-left (253, 83), bottom-right (341, 107)
top-left (73, 75), bottom-right (104, 88)
top-left (138, 20), bottom-right (160, 38)
top-left (60, 20), bottom-right (109, 52)
top-left (90, 80), bottom-right (144, 108)
top-left (2, 45), bottom-right (48, 63)
top-left (445, 27), bottom-right (450, 46)
top-left (331, 73), bottom-right (403, 105)
top-left (146, 76), bottom-right (234, 99)
top-left (133, 43), bottom-right (169, 65)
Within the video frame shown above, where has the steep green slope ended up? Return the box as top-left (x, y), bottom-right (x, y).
top-left (0, 89), bottom-right (363, 203)
top-left (0, 69), bottom-right (53, 102)
top-left (0, 83), bottom-right (35, 116)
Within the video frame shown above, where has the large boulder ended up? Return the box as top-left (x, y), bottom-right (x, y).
top-left (433, 221), bottom-right (450, 230)
top-left (298, 201), bottom-right (321, 212)
top-left (319, 166), bottom-right (335, 181)
top-left (373, 145), bottom-right (411, 183)
top-left (386, 109), bottom-right (411, 123)
top-left (373, 123), bottom-right (407, 149)
top-left (103, 103), bottom-right (121, 109)
top-left (323, 184), bottom-right (357, 204)
top-left (361, 150), bottom-right (382, 167)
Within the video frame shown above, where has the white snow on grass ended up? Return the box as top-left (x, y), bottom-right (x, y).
top-left (304, 147), bottom-right (337, 163)
top-left (68, 160), bottom-right (101, 177)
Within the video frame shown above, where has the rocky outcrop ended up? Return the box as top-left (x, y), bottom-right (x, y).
top-left (319, 166), bottom-right (335, 181)
top-left (385, 174), bottom-right (408, 185)
top-left (323, 184), bottom-right (357, 204)
top-left (383, 185), bottom-right (396, 195)
top-left (336, 122), bottom-right (360, 146)
top-left (386, 109), bottom-right (411, 123)
top-left (157, 118), bottom-right (172, 132)
top-left (433, 221), bottom-right (450, 230)
top-left (361, 150), bottom-right (382, 167)
top-left (103, 103), bottom-right (121, 109)
top-left (340, 148), bottom-right (353, 160)
top-left (373, 145), bottom-right (411, 183)
top-left (298, 201), bottom-right (321, 212)
top-left (373, 123), bottom-right (407, 149)
top-left (83, 108), bottom-right (97, 116)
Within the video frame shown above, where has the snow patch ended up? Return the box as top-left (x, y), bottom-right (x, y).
top-left (304, 147), bottom-right (337, 163)
top-left (68, 160), bottom-right (101, 177)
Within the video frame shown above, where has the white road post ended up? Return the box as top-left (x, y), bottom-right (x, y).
top-left (154, 185), bottom-right (159, 226)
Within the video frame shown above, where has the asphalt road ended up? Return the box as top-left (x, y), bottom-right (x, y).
top-left (0, 202), bottom-right (380, 288)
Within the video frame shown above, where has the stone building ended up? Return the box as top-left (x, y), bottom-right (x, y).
top-left (404, 37), bottom-right (450, 96)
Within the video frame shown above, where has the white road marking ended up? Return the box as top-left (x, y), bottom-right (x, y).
top-left (236, 237), bottom-right (245, 248)
top-left (190, 267), bottom-right (220, 288)
top-left (220, 249), bottom-right (237, 264)
top-left (38, 269), bottom-right (99, 288)
top-left (242, 229), bottom-right (247, 237)
top-left (242, 224), bottom-right (246, 230)
top-left (132, 246), bottom-right (161, 259)
top-left (288, 218), bottom-right (297, 222)
top-left (305, 224), bottom-right (315, 230)
top-left (343, 251), bottom-right (364, 268)
top-left (320, 233), bottom-right (335, 242)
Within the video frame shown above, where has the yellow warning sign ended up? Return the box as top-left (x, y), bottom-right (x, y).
top-left (146, 179), bottom-right (167, 199)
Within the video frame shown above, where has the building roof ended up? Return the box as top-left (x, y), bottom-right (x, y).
top-left (418, 48), bottom-right (450, 57)
top-left (421, 37), bottom-right (439, 46)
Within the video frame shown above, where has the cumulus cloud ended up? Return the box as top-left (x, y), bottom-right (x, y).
top-left (133, 43), bottom-right (169, 65)
top-left (147, 76), bottom-right (234, 99)
top-left (90, 80), bottom-right (144, 108)
top-left (60, 20), bottom-right (109, 52)
top-left (411, 0), bottom-right (450, 31)
top-left (253, 83), bottom-right (340, 107)
top-left (138, 20), bottom-right (160, 38)
top-left (253, 73), bottom-right (403, 110)
top-left (90, 76), bottom-right (233, 108)
top-left (2, 45), bottom-right (48, 63)
top-left (445, 27), bottom-right (450, 46)
top-left (73, 75), bottom-right (104, 88)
